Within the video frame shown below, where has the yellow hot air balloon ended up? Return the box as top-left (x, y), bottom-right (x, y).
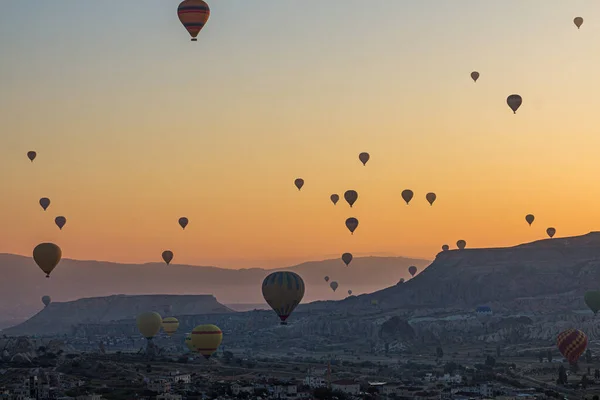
top-left (185, 333), bottom-right (195, 351)
top-left (191, 324), bottom-right (223, 359)
top-left (33, 243), bottom-right (62, 278)
top-left (136, 312), bottom-right (163, 340)
top-left (262, 271), bottom-right (305, 325)
top-left (162, 317), bottom-right (179, 337)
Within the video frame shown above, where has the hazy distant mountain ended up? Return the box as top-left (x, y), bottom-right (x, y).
top-left (0, 254), bottom-right (428, 324)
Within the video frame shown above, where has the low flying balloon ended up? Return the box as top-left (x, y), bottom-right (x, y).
top-left (177, 0), bottom-right (210, 42)
top-left (507, 94), bottom-right (522, 114)
top-left (345, 217), bottom-right (359, 235)
top-left (185, 333), bottom-right (195, 351)
top-left (294, 178), bottom-right (304, 191)
top-left (341, 252), bottom-right (353, 266)
top-left (525, 214), bottom-right (535, 226)
top-left (330, 194), bottom-right (339, 205)
top-left (136, 312), bottom-right (163, 340)
top-left (398, 278), bottom-right (405, 284)
top-left (178, 217), bottom-right (189, 230)
top-left (557, 329), bottom-right (588, 364)
top-left (191, 324), bottom-right (222, 359)
top-left (330, 281), bottom-right (338, 292)
top-left (426, 192), bottom-right (436, 206)
top-left (471, 71), bottom-right (479, 82)
top-left (457, 240), bottom-right (466, 250)
top-left (408, 266), bottom-right (417, 277)
top-left (162, 317), bottom-right (180, 337)
top-left (401, 189), bottom-right (414, 205)
top-left (547, 227), bottom-right (556, 238)
top-left (27, 151), bottom-right (36, 162)
top-left (584, 291), bottom-right (600, 315)
top-left (358, 152), bottom-right (370, 166)
top-left (344, 190), bottom-right (358, 207)
top-left (574, 17), bottom-right (583, 29)
top-left (39, 198), bottom-right (50, 211)
top-left (442, 244), bottom-right (449, 251)
top-left (162, 250), bottom-right (174, 265)
top-left (324, 276), bottom-right (329, 282)
top-left (55, 216), bottom-right (66, 230)
top-left (262, 271), bottom-right (305, 325)
top-left (347, 290), bottom-right (352, 296)
top-left (42, 295), bottom-right (51, 307)
top-left (33, 243), bottom-right (62, 278)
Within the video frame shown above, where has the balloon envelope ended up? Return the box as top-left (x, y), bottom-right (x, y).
top-left (341, 252), bottom-right (353, 266)
top-left (33, 243), bottom-right (62, 278)
top-left (294, 178), bottom-right (304, 191)
top-left (401, 189), bottom-right (414, 205)
top-left (358, 152), bottom-right (370, 166)
top-left (456, 240), bottom-right (466, 250)
top-left (324, 276), bottom-right (329, 282)
top-left (177, 0), bottom-right (210, 41)
top-left (162, 250), bottom-right (174, 265)
top-left (347, 290), bottom-right (352, 295)
top-left (42, 295), bottom-right (51, 307)
top-left (408, 266), bottom-right (417, 276)
top-left (330, 281), bottom-right (338, 292)
top-left (557, 329), bottom-right (587, 364)
top-left (525, 214), bottom-right (535, 226)
top-left (344, 190), bottom-right (358, 207)
top-left (136, 312), bottom-right (163, 339)
top-left (55, 216), bottom-right (66, 230)
top-left (191, 324), bottom-right (222, 359)
top-left (442, 244), bottom-right (449, 251)
top-left (547, 227), bottom-right (556, 238)
top-left (330, 194), bottom-right (339, 205)
top-left (178, 217), bottom-right (189, 229)
top-left (39, 198), bottom-right (50, 211)
top-left (426, 192), bottom-right (436, 206)
top-left (574, 17), bottom-right (583, 29)
top-left (162, 317), bottom-right (180, 337)
top-left (507, 94), bottom-right (522, 114)
top-left (262, 271), bottom-right (305, 324)
top-left (27, 151), bottom-right (36, 162)
top-left (345, 217), bottom-right (359, 234)
top-left (471, 71), bottom-right (479, 82)
top-left (584, 291), bottom-right (600, 315)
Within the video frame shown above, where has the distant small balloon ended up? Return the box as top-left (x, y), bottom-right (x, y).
top-left (324, 276), bottom-right (329, 282)
top-left (456, 240), bottom-right (466, 250)
top-left (294, 178), bottom-right (304, 191)
top-left (27, 151), bottom-right (36, 162)
top-left (330, 281), bottom-right (338, 292)
top-left (341, 252), bottom-right (353, 266)
top-left (426, 192), bottom-right (436, 206)
top-left (330, 194), bottom-right (339, 205)
top-left (39, 198), bottom-right (50, 211)
top-left (178, 217), bottom-right (189, 230)
top-left (55, 216), bottom-right (66, 230)
top-left (408, 266), bottom-right (417, 277)
top-left (398, 278), bottom-right (405, 284)
top-left (42, 295), bottom-right (51, 307)
top-left (471, 71), bottom-right (479, 82)
top-left (358, 152), bottom-right (370, 166)
top-left (162, 250), bottom-right (174, 265)
top-left (401, 189), bottom-right (414, 205)
top-left (507, 94), bottom-right (522, 114)
top-left (347, 289), bottom-right (352, 296)
top-left (574, 17), bottom-right (584, 29)
top-left (344, 190), bottom-right (358, 208)
top-left (547, 227), bottom-right (556, 238)
top-left (345, 217), bottom-right (359, 235)
top-left (525, 214), bottom-right (535, 226)
top-left (442, 244), bottom-right (449, 251)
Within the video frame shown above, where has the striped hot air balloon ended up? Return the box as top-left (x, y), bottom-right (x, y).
top-left (177, 0), bottom-right (210, 42)
top-left (191, 324), bottom-right (222, 359)
top-left (557, 329), bottom-right (588, 364)
top-left (162, 317), bottom-right (179, 337)
top-left (262, 271), bottom-right (305, 325)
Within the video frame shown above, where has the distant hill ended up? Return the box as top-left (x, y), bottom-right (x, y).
top-left (4, 294), bottom-right (233, 336)
top-left (0, 254), bottom-right (428, 324)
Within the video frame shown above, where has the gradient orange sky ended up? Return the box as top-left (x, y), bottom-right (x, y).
top-left (2, 1), bottom-right (600, 269)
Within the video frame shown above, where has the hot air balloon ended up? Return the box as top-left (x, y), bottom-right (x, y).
top-left (341, 252), bottom-right (353, 266)
top-left (55, 216), bottom-right (66, 230)
top-left (33, 243), bottom-right (62, 278)
top-left (347, 290), bottom-right (352, 296)
top-left (584, 291), bottom-right (600, 315)
top-left (359, 152), bottom-right (370, 166)
top-left (425, 192), bottom-right (436, 206)
top-left (324, 276), bottom-right (329, 282)
top-left (330, 194), bottom-right (339, 205)
top-left (442, 244), bottom-right (449, 251)
top-left (294, 178), bottom-right (304, 191)
top-left (471, 71), bottom-right (479, 82)
top-left (39, 198), bottom-right (50, 211)
top-left (162, 317), bottom-right (180, 337)
top-left (557, 329), bottom-right (588, 364)
top-left (136, 312), bottom-right (163, 340)
top-left (507, 94), bottom-right (522, 114)
top-left (525, 214), bottom-right (535, 226)
top-left (27, 151), bottom-right (36, 162)
top-left (42, 295), bottom-right (51, 307)
top-left (344, 190), bottom-right (358, 207)
top-left (574, 17), bottom-right (583, 29)
top-left (475, 305), bottom-right (493, 324)
top-left (177, 0), bottom-right (210, 41)
top-left (185, 333), bottom-right (195, 351)
top-left (401, 189), bottom-right (414, 205)
top-left (345, 217), bottom-right (359, 235)
top-left (547, 227), bottom-right (556, 238)
top-left (398, 278), bottom-right (405, 284)
top-left (179, 217), bottom-right (189, 230)
top-left (457, 240), bottom-right (466, 250)
top-left (162, 250), bottom-right (174, 265)
top-left (330, 281), bottom-right (338, 292)
top-left (262, 271), bottom-right (305, 325)
top-left (408, 266), bottom-right (417, 277)
top-left (191, 324), bottom-right (222, 359)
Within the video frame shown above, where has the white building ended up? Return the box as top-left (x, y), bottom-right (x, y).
top-left (147, 379), bottom-right (171, 393)
top-left (303, 375), bottom-right (326, 388)
top-left (331, 380), bottom-right (360, 395)
top-left (170, 374), bottom-right (191, 384)
top-left (274, 384), bottom-right (297, 397)
top-left (438, 374), bottom-right (462, 384)
top-left (231, 383), bottom-right (254, 395)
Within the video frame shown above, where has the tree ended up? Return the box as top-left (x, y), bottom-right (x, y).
top-left (436, 347), bottom-right (444, 359)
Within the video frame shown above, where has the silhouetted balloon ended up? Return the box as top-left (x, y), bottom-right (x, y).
top-left (471, 71), bottom-right (479, 82)
top-left (456, 240), bottom-right (466, 250)
top-left (42, 295), bottom-right (51, 307)
top-left (574, 17), bottom-right (584, 29)
top-left (324, 276), bottom-right (329, 282)
top-left (557, 329), bottom-right (587, 365)
top-left (525, 214), bottom-right (535, 226)
top-left (547, 227), bottom-right (556, 238)
top-left (344, 190), bottom-right (358, 207)
top-left (398, 278), bottom-right (405, 284)
top-left (177, 0), bottom-right (210, 42)
top-left (27, 151), bottom-right (36, 162)
top-left (55, 216), bottom-right (66, 230)
top-left (179, 217), bottom-right (189, 230)
top-left (401, 189), bottom-right (414, 205)
top-left (330, 194), bottom-right (339, 205)
top-left (442, 244), bottom-right (449, 251)
top-left (359, 152), bottom-right (370, 166)
top-left (39, 198), bottom-right (50, 211)
top-left (347, 290), bottom-right (352, 296)
top-left (294, 178), bottom-right (304, 191)
top-left (162, 250), bottom-right (174, 265)
top-left (507, 94), bottom-right (522, 114)
top-left (262, 271), bottom-right (305, 325)
top-left (408, 266), bottom-right (417, 277)
top-left (584, 291), bottom-right (600, 315)
top-left (330, 281), bottom-right (338, 292)
top-left (345, 217), bottom-right (359, 235)
top-left (426, 192), bottom-right (436, 206)
top-left (33, 243), bottom-right (62, 278)
top-left (341, 253), bottom-right (353, 266)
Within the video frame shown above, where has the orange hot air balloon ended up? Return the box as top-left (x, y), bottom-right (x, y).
top-left (177, 0), bottom-right (210, 42)
top-left (33, 243), bottom-right (62, 278)
top-left (162, 250), bottom-right (174, 265)
top-left (557, 329), bottom-right (587, 364)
